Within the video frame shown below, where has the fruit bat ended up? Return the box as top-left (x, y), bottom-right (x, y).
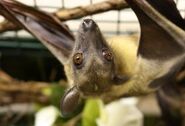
top-left (0, 0), bottom-right (185, 117)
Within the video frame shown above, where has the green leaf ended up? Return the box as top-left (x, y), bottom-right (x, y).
top-left (42, 83), bottom-right (66, 107)
top-left (82, 99), bottom-right (102, 126)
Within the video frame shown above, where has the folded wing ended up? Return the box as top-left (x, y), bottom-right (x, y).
top-left (126, 0), bottom-right (185, 61)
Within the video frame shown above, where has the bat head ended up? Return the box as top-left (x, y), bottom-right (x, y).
top-left (61, 19), bottom-right (130, 117)
top-left (70, 19), bottom-right (128, 96)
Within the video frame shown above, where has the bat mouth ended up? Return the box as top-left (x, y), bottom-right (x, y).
top-left (80, 90), bottom-right (106, 97)
top-left (77, 84), bottom-right (110, 97)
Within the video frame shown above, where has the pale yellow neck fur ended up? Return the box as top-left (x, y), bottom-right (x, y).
top-left (107, 34), bottom-right (138, 76)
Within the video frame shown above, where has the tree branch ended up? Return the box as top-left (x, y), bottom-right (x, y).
top-left (55, 0), bottom-right (128, 21)
top-left (0, 0), bottom-right (128, 33)
top-left (0, 70), bottom-right (66, 105)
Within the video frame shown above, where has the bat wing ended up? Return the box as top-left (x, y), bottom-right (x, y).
top-left (0, 0), bottom-right (75, 64)
top-left (121, 0), bottom-right (185, 92)
top-left (126, 0), bottom-right (185, 60)
top-left (147, 0), bottom-right (185, 30)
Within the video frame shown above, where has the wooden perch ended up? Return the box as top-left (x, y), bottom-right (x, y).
top-left (55, 0), bottom-right (128, 20)
top-left (0, 79), bottom-right (49, 105)
top-left (0, 70), bottom-right (67, 105)
top-left (0, 20), bottom-right (21, 33)
top-left (0, 80), bottom-right (49, 93)
top-left (0, 0), bottom-right (128, 33)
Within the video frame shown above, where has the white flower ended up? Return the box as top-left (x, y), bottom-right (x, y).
top-left (96, 97), bottom-right (143, 126)
top-left (34, 106), bottom-right (59, 126)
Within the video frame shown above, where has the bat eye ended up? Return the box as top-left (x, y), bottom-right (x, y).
top-left (102, 49), bottom-right (113, 61)
top-left (73, 53), bottom-right (83, 66)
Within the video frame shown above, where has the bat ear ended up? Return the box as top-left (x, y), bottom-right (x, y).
top-left (0, 0), bottom-right (75, 64)
top-left (60, 86), bottom-right (80, 117)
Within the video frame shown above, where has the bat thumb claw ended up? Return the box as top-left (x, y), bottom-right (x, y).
top-left (60, 86), bottom-right (80, 117)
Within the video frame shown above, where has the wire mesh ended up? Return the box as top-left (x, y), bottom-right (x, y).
top-left (6, 0), bottom-right (185, 35)
top-left (0, 0), bottom-right (184, 48)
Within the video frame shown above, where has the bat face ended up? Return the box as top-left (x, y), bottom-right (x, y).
top-left (70, 19), bottom-right (122, 96)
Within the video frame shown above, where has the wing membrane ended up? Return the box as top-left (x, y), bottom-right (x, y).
top-left (0, 0), bottom-right (75, 64)
top-left (126, 0), bottom-right (185, 60)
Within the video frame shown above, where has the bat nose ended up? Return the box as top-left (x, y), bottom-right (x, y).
top-left (82, 19), bottom-right (95, 30)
